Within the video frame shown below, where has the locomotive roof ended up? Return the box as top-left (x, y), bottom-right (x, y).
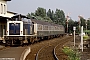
top-left (11, 14), bottom-right (29, 19)
top-left (31, 19), bottom-right (63, 27)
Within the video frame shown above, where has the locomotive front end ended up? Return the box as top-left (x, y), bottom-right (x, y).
top-left (7, 21), bottom-right (23, 36)
top-left (4, 14), bottom-right (35, 45)
top-left (4, 21), bottom-right (23, 45)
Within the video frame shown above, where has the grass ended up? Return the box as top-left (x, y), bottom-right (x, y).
top-left (62, 46), bottom-right (80, 60)
top-left (83, 34), bottom-right (89, 40)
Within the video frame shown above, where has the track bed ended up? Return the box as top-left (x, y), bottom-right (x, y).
top-left (25, 36), bottom-right (73, 60)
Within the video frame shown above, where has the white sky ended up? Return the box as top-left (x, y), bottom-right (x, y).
top-left (7, 0), bottom-right (90, 21)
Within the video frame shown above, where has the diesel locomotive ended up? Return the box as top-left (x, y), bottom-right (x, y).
top-left (3, 14), bottom-right (65, 45)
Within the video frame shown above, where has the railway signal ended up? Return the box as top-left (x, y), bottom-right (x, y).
top-left (78, 16), bottom-right (81, 33)
top-left (66, 13), bottom-right (70, 34)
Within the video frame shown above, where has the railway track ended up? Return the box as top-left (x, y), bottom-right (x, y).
top-left (36, 45), bottom-right (55, 60)
top-left (35, 36), bottom-right (73, 60)
top-left (54, 36), bottom-right (73, 60)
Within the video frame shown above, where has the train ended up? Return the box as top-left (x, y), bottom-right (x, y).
top-left (3, 14), bottom-right (65, 45)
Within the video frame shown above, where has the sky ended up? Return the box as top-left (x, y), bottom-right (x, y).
top-left (7, 0), bottom-right (90, 21)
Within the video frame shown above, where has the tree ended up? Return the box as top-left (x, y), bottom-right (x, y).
top-left (80, 17), bottom-right (85, 27)
top-left (78, 16), bottom-right (86, 30)
top-left (74, 21), bottom-right (79, 33)
top-left (87, 20), bottom-right (90, 30)
top-left (47, 9), bottom-right (54, 21)
top-left (27, 13), bottom-right (31, 18)
top-left (47, 9), bottom-right (52, 18)
top-left (31, 12), bottom-right (35, 16)
top-left (35, 7), bottom-right (46, 17)
top-left (54, 9), bottom-right (65, 25)
top-left (26, 7), bottom-right (65, 24)
top-left (68, 19), bottom-right (74, 33)
top-left (51, 10), bottom-right (54, 21)
top-left (26, 12), bottom-right (35, 19)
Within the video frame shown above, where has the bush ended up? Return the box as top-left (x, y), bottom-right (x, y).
top-left (83, 35), bottom-right (89, 40)
top-left (62, 46), bottom-right (80, 60)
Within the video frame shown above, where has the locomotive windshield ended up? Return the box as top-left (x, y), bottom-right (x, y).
top-left (9, 23), bottom-right (20, 35)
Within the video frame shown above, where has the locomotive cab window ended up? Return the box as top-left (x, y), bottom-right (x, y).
top-left (9, 23), bottom-right (20, 35)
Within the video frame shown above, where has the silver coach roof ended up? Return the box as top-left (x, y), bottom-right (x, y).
top-left (31, 19), bottom-right (64, 27)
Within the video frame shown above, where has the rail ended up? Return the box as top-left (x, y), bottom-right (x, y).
top-left (54, 43), bottom-right (60, 60)
top-left (36, 45), bottom-right (58, 60)
top-left (54, 36), bottom-right (73, 60)
top-left (35, 46), bottom-right (46, 60)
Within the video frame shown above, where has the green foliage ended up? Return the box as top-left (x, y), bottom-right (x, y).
top-left (84, 30), bottom-right (90, 32)
top-left (35, 7), bottom-right (46, 17)
top-left (27, 7), bottom-right (65, 24)
top-left (26, 7), bottom-right (90, 34)
top-left (43, 16), bottom-right (53, 22)
top-left (83, 35), bottom-right (89, 40)
top-left (27, 13), bottom-right (31, 18)
top-left (54, 9), bottom-right (65, 25)
top-left (74, 21), bottom-right (80, 33)
top-left (35, 16), bottom-right (53, 22)
top-left (68, 19), bottom-right (74, 33)
top-left (80, 17), bottom-right (86, 27)
top-left (62, 46), bottom-right (80, 60)
top-left (47, 9), bottom-right (54, 21)
top-left (26, 12), bottom-right (35, 18)
top-left (87, 20), bottom-right (90, 30)
top-left (36, 16), bottom-right (43, 20)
